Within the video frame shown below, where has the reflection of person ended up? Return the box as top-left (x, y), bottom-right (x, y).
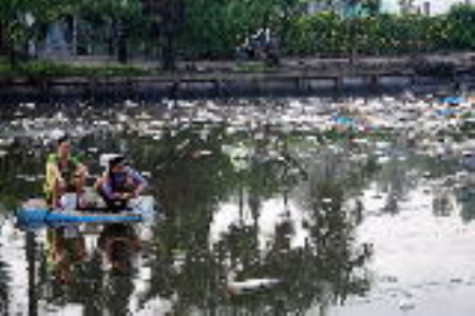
top-left (98, 223), bottom-right (141, 273)
top-left (44, 135), bottom-right (87, 208)
top-left (47, 225), bottom-right (86, 284)
top-left (94, 155), bottom-right (147, 210)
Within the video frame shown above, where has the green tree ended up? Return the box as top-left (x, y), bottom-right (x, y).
top-left (0, 0), bottom-right (81, 64)
top-left (445, 3), bottom-right (475, 50)
top-left (181, 0), bottom-right (308, 60)
top-left (361, 0), bottom-right (381, 16)
top-left (0, 0), bottom-right (42, 63)
top-left (79, 0), bottom-right (144, 63)
top-left (142, 0), bottom-right (185, 70)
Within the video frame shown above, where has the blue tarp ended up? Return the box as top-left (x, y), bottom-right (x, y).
top-left (332, 116), bottom-right (355, 125)
top-left (443, 96), bottom-right (464, 105)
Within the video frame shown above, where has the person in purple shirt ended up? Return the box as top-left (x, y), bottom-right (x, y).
top-left (94, 155), bottom-right (147, 210)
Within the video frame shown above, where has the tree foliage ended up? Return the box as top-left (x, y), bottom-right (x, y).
top-left (78, 0), bottom-right (146, 62)
top-left (285, 3), bottom-right (475, 57)
top-left (1, 0), bottom-right (475, 64)
top-left (0, 0), bottom-right (80, 62)
top-left (181, 0), bottom-right (307, 59)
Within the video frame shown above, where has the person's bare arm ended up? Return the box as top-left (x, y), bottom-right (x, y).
top-left (126, 167), bottom-right (148, 198)
top-left (93, 176), bottom-right (103, 192)
top-left (132, 180), bottom-right (146, 197)
top-left (75, 162), bottom-right (88, 177)
top-left (47, 161), bottom-right (65, 186)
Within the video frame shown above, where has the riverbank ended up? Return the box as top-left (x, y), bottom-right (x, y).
top-left (1, 53), bottom-right (474, 101)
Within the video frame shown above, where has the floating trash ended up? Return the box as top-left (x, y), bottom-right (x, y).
top-left (443, 96), bottom-right (464, 106)
top-left (399, 299), bottom-right (416, 311)
top-left (227, 278), bottom-right (281, 295)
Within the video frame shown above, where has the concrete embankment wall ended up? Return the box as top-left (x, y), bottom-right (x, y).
top-left (0, 72), bottom-right (474, 102)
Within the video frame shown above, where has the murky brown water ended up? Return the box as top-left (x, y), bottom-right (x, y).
top-left (0, 97), bottom-right (474, 315)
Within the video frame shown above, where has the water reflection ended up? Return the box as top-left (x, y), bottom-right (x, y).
top-left (0, 98), bottom-right (473, 314)
top-left (98, 224), bottom-right (137, 316)
top-left (0, 260), bottom-right (7, 315)
top-left (457, 184), bottom-right (475, 223)
top-left (98, 224), bottom-right (141, 273)
top-left (34, 223), bottom-right (144, 315)
top-left (47, 226), bottom-right (87, 284)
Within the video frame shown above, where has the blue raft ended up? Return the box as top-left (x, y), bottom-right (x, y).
top-left (16, 196), bottom-right (155, 228)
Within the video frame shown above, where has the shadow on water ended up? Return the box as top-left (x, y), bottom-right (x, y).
top-left (0, 98), bottom-right (473, 314)
top-left (0, 258), bottom-right (9, 314)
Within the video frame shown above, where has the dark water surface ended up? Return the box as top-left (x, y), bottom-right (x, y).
top-left (0, 97), bottom-right (474, 315)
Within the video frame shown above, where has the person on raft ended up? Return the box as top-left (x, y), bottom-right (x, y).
top-left (94, 155), bottom-right (147, 210)
top-left (44, 135), bottom-right (88, 208)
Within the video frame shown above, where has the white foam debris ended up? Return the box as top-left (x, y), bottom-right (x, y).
top-left (227, 278), bottom-right (281, 294)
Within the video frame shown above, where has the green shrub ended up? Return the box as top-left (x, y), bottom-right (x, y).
top-left (0, 60), bottom-right (149, 79)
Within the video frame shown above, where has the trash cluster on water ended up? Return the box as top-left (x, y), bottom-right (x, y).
top-left (0, 94), bottom-right (473, 156)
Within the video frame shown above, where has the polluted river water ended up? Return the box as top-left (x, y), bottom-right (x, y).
top-left (0, 95), bottom-right (474, 315)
